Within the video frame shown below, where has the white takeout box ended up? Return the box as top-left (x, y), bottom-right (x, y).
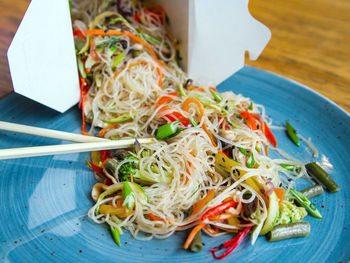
top-left (7, 0), bottom-right (271, 113)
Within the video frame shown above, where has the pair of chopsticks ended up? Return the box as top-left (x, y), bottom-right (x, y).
top-left (0, 121), bottom-right (154, 160)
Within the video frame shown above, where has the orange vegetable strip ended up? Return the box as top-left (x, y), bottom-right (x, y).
top-left (85, 29), bottom-right (164, 66)
top-left (90, 38), bottom-right (100, 61)
top-left (184, 223), bottom-right (206, 250)
top-left (201, 200), bottom-right (237, 221)
top-left (209, 212), bottom-right (236, 221)
top-left (274, 188), bottom-right (285, 207)
top-left (183, 97), bottom-right (216, 146)
top-left (187, 86), bottom-right (205, 92)
top-left (147, 213), bottom-right (166, 222)
top-left (240, 111), bottom-right (257, 130)
top-left (192, 189), bottom-right (215, 216)
top-left (265, 145), bottom-right (269, 156)
top-left (204, 225), bottom-right (219, 235)
top-left (156, 92), bottom-right (178, 109)
top-left (264, 122), bottom-right (277, 147)
top-left (208, 86), bottom-right (218, 92)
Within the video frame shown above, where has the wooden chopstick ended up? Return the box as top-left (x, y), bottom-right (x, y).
top-left (0, 138), bottom-right (155, 160)
top-left (0, 121), bottom-right (107, 143)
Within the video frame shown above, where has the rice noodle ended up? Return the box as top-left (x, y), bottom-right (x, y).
top-left (72, 0), bottom-right (314, 247)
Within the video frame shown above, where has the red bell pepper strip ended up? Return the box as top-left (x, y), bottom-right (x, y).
top-left (264, 122), bottom-right (277, 147)
top-left (86, 160), bottom-right (103, 175)
top-left (201, 200), bottom-right (237, 221)
top-left (101, 150), bottom-right (108, 163)
top-left (210, 226), bottom-right (252, 259)
top-left (73, 29), bottom-right (86, 40)
top-left (79, 77), bottom-right (89, 133)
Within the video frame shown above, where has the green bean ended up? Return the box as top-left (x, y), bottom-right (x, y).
top-left (266, 222), bottom-right (310, 242)
top-left (301, 185), bottom-right (324, 199)
top-left (305, 162), bottom-right (340, 192)
top-left (289, 188), bottom-right (323, 219)
top-left (178, 83), bottom-right (187, 97)
top-left (190, 230), bottom-right (203, 252)
top-left (286, 120), bottom-right (300, 147)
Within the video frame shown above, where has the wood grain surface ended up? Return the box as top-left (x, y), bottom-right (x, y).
top-left (0, 0), bottom-right (349, 112)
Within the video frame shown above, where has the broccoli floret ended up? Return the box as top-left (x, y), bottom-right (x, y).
top-left (118, 155), bottom-right (139, 182)
top-left (277, 200), bottom-right (307, 225)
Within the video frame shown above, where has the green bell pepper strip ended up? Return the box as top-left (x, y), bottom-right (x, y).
top-left (286, 121), bottom-right (300, 147)
top-left (249, 102), bottom-right (254, 110)
top-left (289, 188), bottom-right (322, 219)
top-left (156, 121), bottom-right (182, 139)
top-left (209, 89), bottom-right (223, 103)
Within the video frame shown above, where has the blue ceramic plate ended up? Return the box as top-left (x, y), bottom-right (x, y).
top-left (0, 66), bottom-right (349, 263)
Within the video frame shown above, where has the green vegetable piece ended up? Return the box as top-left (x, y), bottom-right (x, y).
top-left (110, 225), bottom-right (121, 246)
top-left (109, 17), bottom-right (138, 33)
top-left (109, 46), bottom-right (119, 57)
top-left (238, 147), bottom-right (248, 156)
top-left (266, 222), bottom-right (310, 242)
top-left (112, 51), bottom-right (125, 69)
top-left (277, 200), bottom-right (307, 225)
top-left (77, 57), bottom-right (87, 78)
top-left (189, 117), bottom-right (198, 127)
top-left (209, 89), bottom-right (223, 103)
top-left (260, 192), bottom-right (279, 235)
top-left (95, 37), bottom-right (121, 50)
top-left (305, 162), bottom-right (340, 192)
top-left (249, 102), bottom-right (253, 110)
top-left (142, 32), bottom-right (162, 45)
top-left (286, 120), bottom-right (300, 147)
top-left (130, 182), bottom-right (148, 203)
top-left (91, 151), bottom-right (102, 166)
top-left (102, 115), bottom-right (133, 124)
top-left (246, 153), bottom-right (255, 168)
top-left (123, 182), bottom-right (135, 209)
top-left (280, 164), bottom-right (300, 171)
top-left (289, 188), bottom-right (322, 219)
top-left (301, 185), bottom-right (324, 199)
top-left (190, 230), bottom-right (203, 252)
top-left (132, 49), bottom-right (140, 58)
top-left (156, 121), bottom-right (182, 139)
top-left (178, 83), bottom-right (187, 97)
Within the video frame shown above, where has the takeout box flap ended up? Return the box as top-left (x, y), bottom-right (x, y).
top-left (7, 0), bottom-right (80, 113)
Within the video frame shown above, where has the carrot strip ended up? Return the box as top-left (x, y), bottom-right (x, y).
top-left (209, 212), bottom-right (236, 221)
top-left (183, 97), bottom-right (216, 146)
top-left (274, 188), bottom-right (285, 207)
top-left (147, 213), bottom-right (166, 223)
top-left (184, 223), bottom-right (206, 250)
top-left (187, 87), bottom-right (205, 92)
top-left (265, 145), bottom-right (269, 156)
top-left (264, 122), bottom-right (277, 147)
top-left (240, 111), bottom-right (257, 130)
top-left (156, 92), bottom-right (178, 109)
top-left (208, 86), bottom-right (218, 92)
top-left (192, 189), bottom-right (215, 216)
top-left (85, 29), bottom-right (164, 66)
top-left (204, 225), bottom-right (219, 235)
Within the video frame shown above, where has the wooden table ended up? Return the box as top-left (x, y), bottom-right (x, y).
top-left (0, 0), bottom-right (349, 112)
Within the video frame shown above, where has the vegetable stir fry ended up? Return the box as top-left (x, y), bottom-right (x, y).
top-left (71, 0), bottom-right (340, 259)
